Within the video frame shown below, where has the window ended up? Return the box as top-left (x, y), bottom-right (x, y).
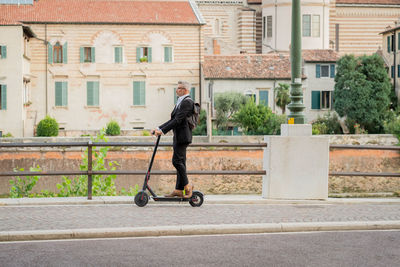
top-left (114, 47), bottom-right (123, 63)
top-left (259, 90), bottom-right (269, 106)
top-left (48, 42), bottom-right (67, 64)
top-left (136, 47), bottom-right (152, 63)
top-left (302, 15), bottom-right (311, 37)
top-left (133, 81), bottom-right (145, 106)
top-left (55, 81), bottom-right (68, 107)
top-left (0, 45), bottom-right (7, 59)
top-left (267, 16), bottom-right (272, 38)
top-left (164, 46), bottom-right (173, 63)
top-left (80, 47), bottom-right (95, 63)
top-left (174, 87), bottom-right (196, 104)
top-left (316, 64), bottom-right (335, 78)
top-left (87, 81), bottom-right (99, 106)
top-left (312, 90), bottom-right (332, 110)
top-left (391, 66), bottom-right (395, 78)
top-left (387, 36), bottom-right (392, 53)
top-left (398, 65), bottom-right (400, 78)
top-left (0, 84), bottom-right (6, 110)
top-left (245, 92), bottom-right (256, 102)
top-left (263, 16), bottom-right (266, 39)
top-left (312, 15), bottom-right (320, 37)
top-left (53, 42), bottom-right (63, 64)
top-left (398, 32), bottom-right (400, 50)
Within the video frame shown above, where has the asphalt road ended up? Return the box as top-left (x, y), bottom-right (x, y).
top-left (0, 230), bottom-right (399, 267)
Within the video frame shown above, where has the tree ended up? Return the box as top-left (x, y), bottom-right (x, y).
top-left (192, 109), bottom-right (207, 136)
top-left (214, 92), bottom-right (247, 131)
top-left (232, 98), bottom-right (286, 135)
top-left (334, 54), bottom-right (391, 133)
top-left (275, 83), bottom-right (291, 114)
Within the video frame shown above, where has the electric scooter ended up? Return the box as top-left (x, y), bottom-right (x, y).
top-left (134, 135), bottom-right (204, 207)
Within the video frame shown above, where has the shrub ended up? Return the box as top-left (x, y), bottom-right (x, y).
top-left (105, 120), bottom-right (121, 136)
top-left (311, 112), bottom-right (342, 134)
top-left (384, 113), bottom-right (400, 141)
top-left (193, 109), bottom-right (207, 136)
top-left (142, 130), bottom-right (151, 136)
top-left (9, 166), bottom-right (42, 198)
top-left (312, 123), bottom-right (328, 135)
top-left (36, 116), bottom-right (59, 137)
top-left (1, 132), bottom-right (13, 138)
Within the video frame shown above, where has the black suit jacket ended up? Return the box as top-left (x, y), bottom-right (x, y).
top-left (159, 96), bottom-right (194, 145)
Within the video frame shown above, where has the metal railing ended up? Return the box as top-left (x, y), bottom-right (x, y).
top-left (0, 141), bottom-right (268, 199)
top-left (1, 141), bottom-right (399, 199)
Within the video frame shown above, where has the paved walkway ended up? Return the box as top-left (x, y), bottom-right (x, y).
top-left (1, 196), bottom-right (400, 241)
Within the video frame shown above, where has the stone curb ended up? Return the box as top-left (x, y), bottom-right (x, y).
top-left (1, 221), bottom-right (400, 242)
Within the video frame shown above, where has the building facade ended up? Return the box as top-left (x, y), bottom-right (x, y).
top-left (0, 0), bottom-right (205, 137)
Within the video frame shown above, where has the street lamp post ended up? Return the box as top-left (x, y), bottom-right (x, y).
top-left (287, 0), bottom-right (306, 124)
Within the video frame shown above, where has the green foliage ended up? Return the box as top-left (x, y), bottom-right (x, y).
top-left (120, 185), bottom-right (139, 196)
top-left (57, 129), bottom-right (120, 197)
top-left (192, 109), bottom-right (207, 136)
top-left (275, 83), bottom-right (291, 114)
top-left (9, 166), bottom-right (42, 198)
top-left (334, 54), bottom-right (391, 133)
top-left (1, 132), bottom-right (13, 138)
top-left (311, 112), bottom-right (342, 134)
top-left (214, 92), bottom-right (247, 131)
top-left (142, 130), bottom-right (151, 136)
top-left (232, 98), bottom-right (286, 135)
top-left (36, 115), bottom-right (59, 137)
top-left (384, 111), bottom-right (400, 141)
top-left (105, 120), bottom-right (121, 136)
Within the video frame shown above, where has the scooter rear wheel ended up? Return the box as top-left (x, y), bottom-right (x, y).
top-left (134, 191), bottom-right (149, 207)
top-left (189, 191), bottom-right (204, 207)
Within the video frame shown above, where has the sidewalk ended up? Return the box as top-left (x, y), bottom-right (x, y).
top-left (1, 195), bottom-right (400, 241)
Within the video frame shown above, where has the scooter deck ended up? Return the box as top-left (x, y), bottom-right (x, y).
top-left (152, 196), bottom-right (190, 202)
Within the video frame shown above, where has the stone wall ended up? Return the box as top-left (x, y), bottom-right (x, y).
top-left (0, 134), bottom-right (398, 195)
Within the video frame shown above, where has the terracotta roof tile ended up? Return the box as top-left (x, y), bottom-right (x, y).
top-left (247, 0), bottom-right (262, 4)
top-left (203, 50), bottom-right (339, 79)
top-left (336, 0), bottom-right (400, 5)
top-left (0, 0), bottom-right (201, 25)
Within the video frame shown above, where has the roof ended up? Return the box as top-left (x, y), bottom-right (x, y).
top-left (247, 0), bottom-right (262, 4)
top-left (380, 25), bottom-right (400, 34)
top-left (202, 50), bottom-right (339, 79)
top-left (336, 0), bottom-right (400, 5)
top-left (203, 54), bottom-right (292, 80)
top-left (0, 0), bottom-right (202, 25)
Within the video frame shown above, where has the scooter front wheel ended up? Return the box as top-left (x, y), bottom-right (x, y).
top-left (134, 191), bottom-right (149, 207)
top-left (189, 191), bottom-right (204, 207)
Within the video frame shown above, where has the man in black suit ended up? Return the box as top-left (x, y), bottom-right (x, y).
top-left (152, 81), bottom-right (194, 198)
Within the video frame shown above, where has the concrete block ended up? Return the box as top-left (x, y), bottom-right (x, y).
top-left (281, 124), bottom-right (312, 136)
top-left (262, 134), bottom-right (329, 199)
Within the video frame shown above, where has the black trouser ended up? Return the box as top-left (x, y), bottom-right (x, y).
top-left (172, 142), bottom-right (189, 190)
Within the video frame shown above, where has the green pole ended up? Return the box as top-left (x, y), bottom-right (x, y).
top-left (287, 0), bottom-right (306, 124)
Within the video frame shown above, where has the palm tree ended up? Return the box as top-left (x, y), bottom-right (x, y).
top-left (275, 83), bottom-right (291, 114)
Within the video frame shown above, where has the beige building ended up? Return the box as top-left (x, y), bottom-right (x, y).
top-left (380, 22), bottom-right (400, 102)
top-left (330, 0), bottom-right (400, 56)
top-left (0, 0), bottom-right (205, 137)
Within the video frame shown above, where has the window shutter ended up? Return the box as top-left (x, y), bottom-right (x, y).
top-left (136, 47), bottom-right (140, 63)
top-left (1, 85), bottom-right (6, 110)
top-left (48, 44), bottom-right (53, 64)
top-left (330, 64), bottom-right (335, 78)
top-left (190, 87), bottom-right (195, 101)
top-left (62, 82), bottom-right (68, 106)
top-left (331, 91), bottom-right (334, 110)
top-left (87, 81), bottom-right (93, 106)
top-left (311, 91), bottom-right (320, 110)
top-left (1, 46), bottom-right (6, 58)
top-left (91, 47), bottom-right (95, 63)
top-left (115, 47), bottom-right (122, 63)
top-left (140, 81), bottom-right (145, 105)
top-left (259, 90), bottom-right (269, 106)
top-left (62, 42), bottom-right (67, 64)
top-left (55, 82), bottom-right (62, 106)
top-left (387, 36), bottom-right (391, 53)
top-left (398, 33), bottom-right (400, 50)
top-left (316, 64), bottom-right (321, 78)
top-left (398, 65), bottom-right (400, 78)
top-left (80, 47), bottom-right (84, 63)
top-left (164, 47), bottom-right (172, 62)
top-left (392, 66), bottom-right (395, 78)
top-left (148, 47), bottom-right (152, 63)
top-left (174, 88), bottom-right (177, 104)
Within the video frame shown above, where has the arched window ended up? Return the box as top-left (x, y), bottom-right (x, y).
top-left (53, 42), bottom-right (63, 63)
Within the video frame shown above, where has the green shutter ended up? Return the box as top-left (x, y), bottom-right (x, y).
top-left (115, 47), bottom-right (122, 63)
top-left (259, 90), bottom-right (269, 106)
top-left (387, 36), bottom-right (391, 53)
top-left (136, 47), bottom-right (140, 62)
top-left (80, 47), bottom-right (84, 63)
top-left (164, 47), bottom-right (172, 62)
top-left (398, 33), bottom-right (400, 50)
top-left (148, 47), bottom-right (152, 63)
top-left (331, 91), bottom-right (334, 110)
top-left (398, 65), bottom-right (400, 78)
top-left (316, 64), bottom-right (321, 78)
top-left (311, 91), bottom-right (320, 110)
top-left (133, 81), bottom-right (141, 105)
top-left (392, 66), bottom-right (395, 78)
top-left (330, 64), bottom-right (335, 78)
top-left (190, 87), bottom-right (195, 101)
top-left (91, 47), bottom-right (95, 63)
top-left (1, 85), bottom-right (6, 110)
top-left (55, 82), bottom-right (62, 106)
top-left (1, 46), bottom-right (6, 59)
top-left (62, 82), bottom-right (68, 106)
top-left (140, 81), bottom-right (145, 105)
top-left (87, 81), bottom-right (93, 106)
top-left (94, 82), bottom-right (99, 105)
top-left (48, 44), bottom-right (53, 64)
top-left (174, 88), bottom-right (177, 104)
top-left (63, 42), bottom-right (68, 64)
